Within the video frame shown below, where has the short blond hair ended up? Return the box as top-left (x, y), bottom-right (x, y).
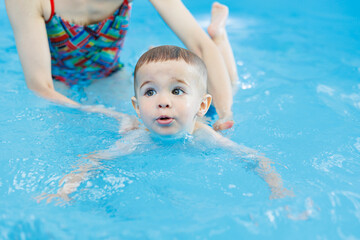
top-left (134, 45), bottom-right (208, 95)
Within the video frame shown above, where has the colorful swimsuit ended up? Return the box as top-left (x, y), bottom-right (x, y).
top-left (45, 0), bottom-right (131, 86)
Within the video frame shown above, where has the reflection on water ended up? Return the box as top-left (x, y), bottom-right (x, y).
top-left (1, 0), bottom-right (360, 238)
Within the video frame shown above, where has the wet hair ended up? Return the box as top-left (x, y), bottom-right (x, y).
top-left (133, 45), bottom-right (208, 95)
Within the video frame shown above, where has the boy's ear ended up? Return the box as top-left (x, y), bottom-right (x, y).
top-left (197, 94), bottom-right (212, 117)
top-left (131, 96), bottom-right (141, 118)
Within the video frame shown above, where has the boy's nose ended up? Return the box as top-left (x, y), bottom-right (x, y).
top-left (157, 95), bottom-right (171, 108)
top-left (158, 102), bottom-right (170, 108)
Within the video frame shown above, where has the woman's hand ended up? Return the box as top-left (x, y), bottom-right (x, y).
top-left (79, 105), bottom-right (140, 133)
top-left (213, 114), bottom-right (234, 131)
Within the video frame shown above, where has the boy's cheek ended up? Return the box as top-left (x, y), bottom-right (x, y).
top-left (139, 105), bottom-right (153, 120)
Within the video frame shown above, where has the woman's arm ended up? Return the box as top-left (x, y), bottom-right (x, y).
top-left (5, 0), bottom-right (132, 119)
top-left (5, 0), bottom-right (79, 105)
top-left (149, 0), bottom-right (233, 129)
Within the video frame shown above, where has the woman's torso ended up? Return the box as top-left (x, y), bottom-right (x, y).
top-left (43, 0), bottom-right (126, 26)
top-left (44, 0), bottom-right (132, 86)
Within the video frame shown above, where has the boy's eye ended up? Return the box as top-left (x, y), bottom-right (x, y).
top-left (172, 88), bottom-right (184, 95)
top-left (145, 89), bottom-right (156, 96)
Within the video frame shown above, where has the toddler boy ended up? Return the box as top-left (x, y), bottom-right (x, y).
top-left (41, 46), bottom-right (292, 203)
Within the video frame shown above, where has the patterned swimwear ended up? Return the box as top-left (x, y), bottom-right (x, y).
top-left (45, 0), bottom-right (131, 86)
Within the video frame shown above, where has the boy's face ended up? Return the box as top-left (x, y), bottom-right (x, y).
top-left (132, 60), bottom-right (211, 137)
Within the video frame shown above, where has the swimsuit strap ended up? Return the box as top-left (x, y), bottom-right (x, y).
top-left (45, 0), bottom-right (55, 23)
top-left (45, 0), bottom-right (128, 23)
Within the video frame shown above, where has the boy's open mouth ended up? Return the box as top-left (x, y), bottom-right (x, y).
top-left (156, 116), bottom-right (174, 125)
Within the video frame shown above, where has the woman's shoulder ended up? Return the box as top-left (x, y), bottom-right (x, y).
top-left (5, 0), bottom-right (47, 26)
top-left (40, 0), bottom-right (53, 22)
top-left (6, 0), bottom-right (45, 19)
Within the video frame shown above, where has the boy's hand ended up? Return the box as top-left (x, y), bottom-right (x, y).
top-left (36, 192), bottom-right (72, 206)
top-left (270, 187), bottom-right (295, 200)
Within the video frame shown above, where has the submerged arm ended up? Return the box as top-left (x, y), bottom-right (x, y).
top-left (45, 160), bottom-right (101, 203)
top-left (80, 106), bottom-right (140, 133)
top-left (38, 135), bottom-right (139, 203)
top-left (197, 123), bottom-right (293, 199)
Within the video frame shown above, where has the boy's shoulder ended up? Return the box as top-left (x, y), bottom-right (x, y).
top-left (194, 121), bottom-right (237, 149)
top-left (193, 121), bottom-right (220, 140)
top-left (194, 121), bottom-right (213, 133)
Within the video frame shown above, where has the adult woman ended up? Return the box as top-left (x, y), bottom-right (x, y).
top-left (5, 0), bottom-right (237, 130)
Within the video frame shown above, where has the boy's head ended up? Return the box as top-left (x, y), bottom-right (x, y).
top-left (132, 45), bottom-right (212, 137)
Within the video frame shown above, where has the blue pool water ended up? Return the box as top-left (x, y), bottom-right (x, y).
top-left (1, 0), bottom-right (360, 238)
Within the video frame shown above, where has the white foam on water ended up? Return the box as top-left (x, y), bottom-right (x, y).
top-left (266, 210), bottom-right (275, 223)
top-left (312, 153), bottom-right (345, 172)
top-left (341, 93), bottom-right (360, 109)
top-left (237, 61), bottom-right (244, 66)
top-left (317, 84), bottom-right (335, 96)
top-left (354, 138), bottom-right (360, 152)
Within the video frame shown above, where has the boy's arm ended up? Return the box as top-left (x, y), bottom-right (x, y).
top-left (197, 123), bottom-right (293, 199)
top-left (38, 161), bottom-right (100, 203)
top-left (38, 135), bottom-right (139, 203)
top-left (149, 0), bottom-right (233, 130)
